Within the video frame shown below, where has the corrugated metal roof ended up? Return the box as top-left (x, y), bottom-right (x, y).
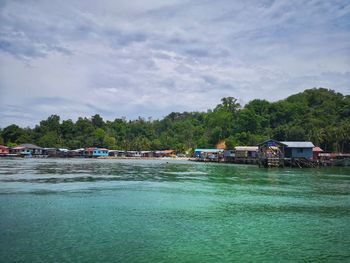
top-left (72, 148), bottom-right (85, 152)
top-left (58, 148), bottom-right (69, 152)
top-left (281, 141), bottom-right (315, 148)
top-left (195, 149), bottom-right (224, 153)
top-left (257, 139), bottom-right (285, 146)
top-left (86, 147), bottom-right (108, 151)
top-left (160, 150), bottom-right (175, 154)
top-left (12, 146), bottom-right (25, 150)
top-left (235, 146), bottom-right (258, 151)
top-left (17, 143), bottom-right (43, 149)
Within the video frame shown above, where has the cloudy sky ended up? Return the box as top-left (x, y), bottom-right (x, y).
top-left (0, 0), bottom-right (349, 127)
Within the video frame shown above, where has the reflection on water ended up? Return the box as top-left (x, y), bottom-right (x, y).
top-left (0, 158), bottom-right (350, 262)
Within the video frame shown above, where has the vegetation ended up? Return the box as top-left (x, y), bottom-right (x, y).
top-left (1, 88), bottom-right (349, 152)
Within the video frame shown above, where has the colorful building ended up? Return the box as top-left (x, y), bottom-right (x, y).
top-left (154, 150), bottom-right (176, 157)
top-left (10, 143), bottom-right (44, 156)
top-left (258, 140), bottom-right (315, 159)
top-left (85, 147), bottom-right (109, 157)
top-left (194, 149), bottom-right (224, 161)
top-left (257, 139), bottom-right (316, 167)
top-left (282, 141), bottom-right (314, 159)
top-left (234, 146), bottom-right (258, 158)
top-left (312, 147), bottom-right (324, 160)
top-left (0, 145), bottom-right (9, 155)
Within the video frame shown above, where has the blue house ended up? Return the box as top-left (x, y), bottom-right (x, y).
top-left (194, 149), bottom-right (224, 159)
top-left (281, 141), bottom-right (314, 159)
top-left (85, 147), bottom-right (109, 158)
top-left (258, 140), bottom-right (315, 159)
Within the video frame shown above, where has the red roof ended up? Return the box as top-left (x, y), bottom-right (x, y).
top-left (160, 150), bottom-right (175, 154)
top-left (12, 146), bottom-right (25, 150)
top-left (313, 147), bottom-right (323, 152)
top-left (0, 145), bottom-right (8, 149)
top-left (86, 147), bottom-right (109, 151)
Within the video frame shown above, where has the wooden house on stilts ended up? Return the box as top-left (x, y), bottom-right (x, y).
top-left (257, 139), bottom-right (315, 168)
top-left (257, 140), bottom-right (285, 167)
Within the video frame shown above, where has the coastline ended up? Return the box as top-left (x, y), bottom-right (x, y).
top-left (96, 156), bottom-right (190, 161)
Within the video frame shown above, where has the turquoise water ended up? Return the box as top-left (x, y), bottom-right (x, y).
top-left (0, 158), bottom-right (350, 262)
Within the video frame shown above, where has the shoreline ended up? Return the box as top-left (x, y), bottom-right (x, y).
top-left (0, 155), bottom-right (190, 161)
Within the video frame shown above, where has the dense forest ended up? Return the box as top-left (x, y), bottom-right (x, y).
top-left (1, 88), bottom-right (349, 153)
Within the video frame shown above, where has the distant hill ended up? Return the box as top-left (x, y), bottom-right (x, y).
top-left (1, 88), bottom-right (349, 152)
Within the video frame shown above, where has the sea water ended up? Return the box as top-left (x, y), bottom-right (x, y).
top-left (0, 158), bottom-right (349, 262)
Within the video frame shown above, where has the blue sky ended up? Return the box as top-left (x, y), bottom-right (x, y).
top-left (0, 0), bottom-right (349, 127)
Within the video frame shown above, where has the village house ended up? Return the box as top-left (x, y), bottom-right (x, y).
top-left (234, 146), bottom-right (259, 158)
top-left (108, 150), bottom-right (126, 157)
top-left (0, 145), bottom-right (10, 156)
top-left (141, 151), bottom-right (153, 158)
top-left (282, 141), bottom-right (315, 159)
top-left (126, 151), bottom-right (141, 157)
top-left (44, 148), bottom-right (59, 157)
top-left (223, 150), bottom-right (235, 162)
top-left (318, 152), bottom-right (350, 166)
top-left (194, 149), bottom-right (224, 161)
top-left (10, 143), bottom-right (44, 156)
top-left (84, 147), bottom-right (109, 158)
top-left (68, 148), bottom-right (85, 158)
top-left (233, 146), bottom-right (259, 164)
top-left (154, 150), bottom-right (176, 158)
top-left (312, 147), bottom-right (324, 160)
top-left (257, 139), bottom-right (315, 167)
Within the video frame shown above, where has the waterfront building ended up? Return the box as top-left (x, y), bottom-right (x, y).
top-left (312, 147), bottom-right (324, 160)
top-left (0, 145), bottom-right (9, 155)
top-left (126, 151), bottom-right (141, 157)
top-left (141, 151), bottom-right (153, 158)
top-left (68, 148), bottom-right (85, 158)
top-left (257, 139), bottom-right (315, 167)
top-left (10, 143), bottom-right (44, 156)
top-left (223, 150), bottom-right (235, 162)
top-left (282, 141), bottom-right (314, 159)
top-left (234, 146), bottom-right (258, 158)
top-left (108, 150), bottom-right (126, 157)
top-left (233, 146), bottom-right (259, 164)
top-left (194, 149), bottom-right (224, 161)
top-left (154, 150), bottom-right (176, 157)
top-left (85, 147), bottom-right (109, 157)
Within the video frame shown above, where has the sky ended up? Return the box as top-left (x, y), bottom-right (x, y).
top-left (0, 0), bottom-right (349, 127)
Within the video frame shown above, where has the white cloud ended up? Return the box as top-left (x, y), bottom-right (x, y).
top-left (0, 0), bottom-right (349, 127)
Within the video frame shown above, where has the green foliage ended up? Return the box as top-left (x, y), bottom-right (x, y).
top-left (2, 124), bottom-right (27, 144)
top-left (0, 88), bottom-right (349, 152)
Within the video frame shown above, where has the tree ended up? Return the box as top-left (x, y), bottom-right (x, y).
top-left (287, 126), bottom-right (306, 141)
top-left (2, 124), bottom-right (26, 144)
top-left (91, 114), bottom-right (104, 128)
top-left (39, 115), bottom-right (60, 133)
top-left (215, 97), bottom-right (241, 114)
top-left (94, 128), bottom-right (106, 147)
top-left (0, 88), bottom-right (348, 153)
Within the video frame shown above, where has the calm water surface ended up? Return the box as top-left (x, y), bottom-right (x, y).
top-left (0, 158), bottom-right (350, 262)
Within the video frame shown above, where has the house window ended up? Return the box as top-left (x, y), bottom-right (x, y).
top-left (297, 148), bottom-right (304, 153)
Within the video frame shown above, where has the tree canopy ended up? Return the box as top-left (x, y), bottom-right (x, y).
top-left (1, 88), bottom-right (349, 152)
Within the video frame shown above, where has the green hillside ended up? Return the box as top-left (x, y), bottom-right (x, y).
top-left (1, 88), bottom-right (349, 152)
